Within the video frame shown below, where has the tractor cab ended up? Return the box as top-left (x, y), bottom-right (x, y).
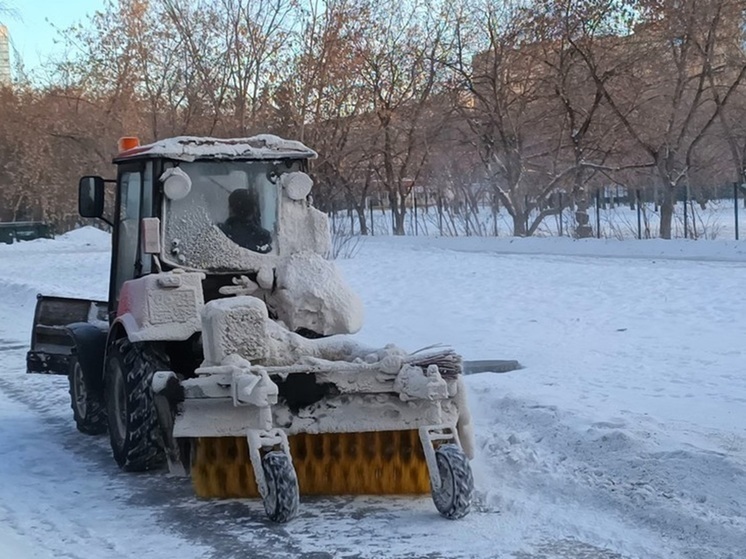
top-left (79, 136), bottom-right (329, 316)
top-left (27, 134), bottom-right (350, 378)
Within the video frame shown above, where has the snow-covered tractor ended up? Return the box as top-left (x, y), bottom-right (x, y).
top-left (26, 135), bottom-right (474, 522)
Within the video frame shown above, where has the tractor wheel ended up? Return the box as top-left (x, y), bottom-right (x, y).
top-left (261, 451), bottom-right (299, 523)
top-left (431, 444), bottom-right (474, 519)
top-left (68, 356), bottom-right (107, 435)
top-left (104, 338), bottom-right (167, 472)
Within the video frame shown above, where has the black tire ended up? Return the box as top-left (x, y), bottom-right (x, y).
top-left (261, 451), bottom-right (299, 523)
top-left (431, 444), bottom-right (473, 519)
top-left (104, 338), bottom-right (167, 472)
top-left (68, 356), bottom-right (107, 435)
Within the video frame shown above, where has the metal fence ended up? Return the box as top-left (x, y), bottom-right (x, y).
top-left (329, 184), bottom-right (746, 240)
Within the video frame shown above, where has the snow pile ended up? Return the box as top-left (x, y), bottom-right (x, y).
top-left (0, 225), bottom-right (110, 254)
top-left (56, 226), bottom-right (111, 246)
top-left (273, 251), bottom-right (363, 335)
top-left (0, 226), bottom-right (111, 340)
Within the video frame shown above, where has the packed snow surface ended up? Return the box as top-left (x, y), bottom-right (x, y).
top-left (0, 228), bottom-right (744, 558)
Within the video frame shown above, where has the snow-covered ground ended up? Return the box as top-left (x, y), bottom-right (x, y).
top-left (0, 228), bottom-right (744, 558)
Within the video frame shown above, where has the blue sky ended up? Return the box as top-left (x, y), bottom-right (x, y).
top-left (2, 0), bottom-right (105, 73)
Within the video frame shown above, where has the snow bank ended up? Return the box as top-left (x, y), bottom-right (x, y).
top-left (0, 226), bottom-right (110, 254)
top-left (56, 226), bottom-right (111, 246)
top-left (362, 234), bottom-right (746, 262)
top-left (0, 227), bottom-right (110, 305)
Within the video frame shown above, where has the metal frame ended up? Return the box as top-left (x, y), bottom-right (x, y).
top-left (247, 428), bottom-right (292, 499)
top-left (419, 425), bottom-right (461, 492)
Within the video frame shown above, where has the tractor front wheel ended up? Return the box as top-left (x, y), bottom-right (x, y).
top-left (261, 451), bottom-right (299, 523)
top-left (431, 444), bottom-right (473, 519)
top-left (104, 338), bottom-right (166, 472)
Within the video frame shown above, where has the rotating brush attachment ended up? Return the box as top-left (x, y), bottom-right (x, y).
top-left (191, 430), bottom-right (430, 498)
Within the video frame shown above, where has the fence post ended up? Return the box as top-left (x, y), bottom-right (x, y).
top-left (465, 202), bottom-right (470, 236)
top-left (735, 182), bottom-right (740, 241)
top-left (438, 194), bottom-right (444, 236)
top-left (558, 192), bottom-right (563, 237)
top-left (595, 189), bottom-right (601, 239)
top-left (524, 195), bottom-right (529, 235)
top-left (691, 199), bottom-right (697, 239)
top-left (369, 198), bottom-right (374, 237)
top-left (683, 187), bottom-right (688, 239)
top-left (414, 194), bottom-right (419, 236)
top-left (390, 196), bottom-right (395, 235)
top-left (636, 189), bottom-right (642, 240)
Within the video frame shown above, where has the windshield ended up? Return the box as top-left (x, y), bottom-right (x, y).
top-left (162, 159), bottom-right (301, 272)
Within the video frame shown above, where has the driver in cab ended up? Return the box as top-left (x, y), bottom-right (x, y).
top-left (219, 188), bottom-right (272, 254)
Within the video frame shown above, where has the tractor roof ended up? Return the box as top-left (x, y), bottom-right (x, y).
top-left (113, 134), bottom-right (317, 163)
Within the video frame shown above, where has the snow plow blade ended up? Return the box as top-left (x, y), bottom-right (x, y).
top-left (191, 430), bottom-right (430, 498)
top-left (26, 294), bottom-right (108, 375)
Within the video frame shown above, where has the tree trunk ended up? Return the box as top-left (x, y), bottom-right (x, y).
top-left (355, 205), bottom-right (368, 235)
top-left (659, 188), bottom-right (676, 239)
top-left (574, 189), bottom-right (593, 238)
top-left (388, 190), bottom-right (406, 235)
top-left (393, 208), bottom-right (406, 235)
top-left (12, 194), bottom-right (25, 222)
top-left (512, 213), bottom-right (527, 236)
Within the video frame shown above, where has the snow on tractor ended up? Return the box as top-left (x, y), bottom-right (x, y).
top-left (26, 135), bottom-right (475, 522)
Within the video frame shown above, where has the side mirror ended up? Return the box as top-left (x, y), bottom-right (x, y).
top-left (79, 176), bottom-right (106, 218)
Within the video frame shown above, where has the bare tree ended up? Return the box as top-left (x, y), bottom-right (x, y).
top-left (275, 0), bottom-right (377, 232)
top-left (161, 0), bottom-right (236, 135)
top-left (570, 0), bottom-right (746, 238)
top-left (447, 1), bottom-right (564, 236)
top-left (220, 0), bottom-right (294, 134)
top-left (524, 0), bottom-right (634, 237)
top-left (355, 0), bottom-right (453, 235)
top-left (699, 1), bottom-right (746, 187)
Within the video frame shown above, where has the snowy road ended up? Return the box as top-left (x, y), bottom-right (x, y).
top-left (0, 229), bottom-right (744, 558)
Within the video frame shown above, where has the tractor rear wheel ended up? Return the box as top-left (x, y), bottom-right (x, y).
top-left (431, 444), bottom-right (473, 519)
top-left (68, 356), bottom-right (107, 435)
top-left (104, 338), bottom-right (167, 472)
top-left (261, 451), bottom-right (299, 523)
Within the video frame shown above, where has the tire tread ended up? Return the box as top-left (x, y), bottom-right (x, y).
top-left (105, 338), bottom-right (166, 472)
top-left (68, 358), bottom-right (107, 436)
top-left (431, 443), bottom-right (473, 519)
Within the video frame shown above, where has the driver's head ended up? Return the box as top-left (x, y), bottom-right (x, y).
top-left (228, 188), bottom-right (260, 222)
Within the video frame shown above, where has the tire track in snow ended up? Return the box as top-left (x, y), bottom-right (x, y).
top-left (0, 370), bottom-right (211, 559)
top-left (0, 364), bottom-right (613, 559)
top-left (469, 384), bottom-right (746, 559)
top-left (0, 369), bottom-right (464, 559)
